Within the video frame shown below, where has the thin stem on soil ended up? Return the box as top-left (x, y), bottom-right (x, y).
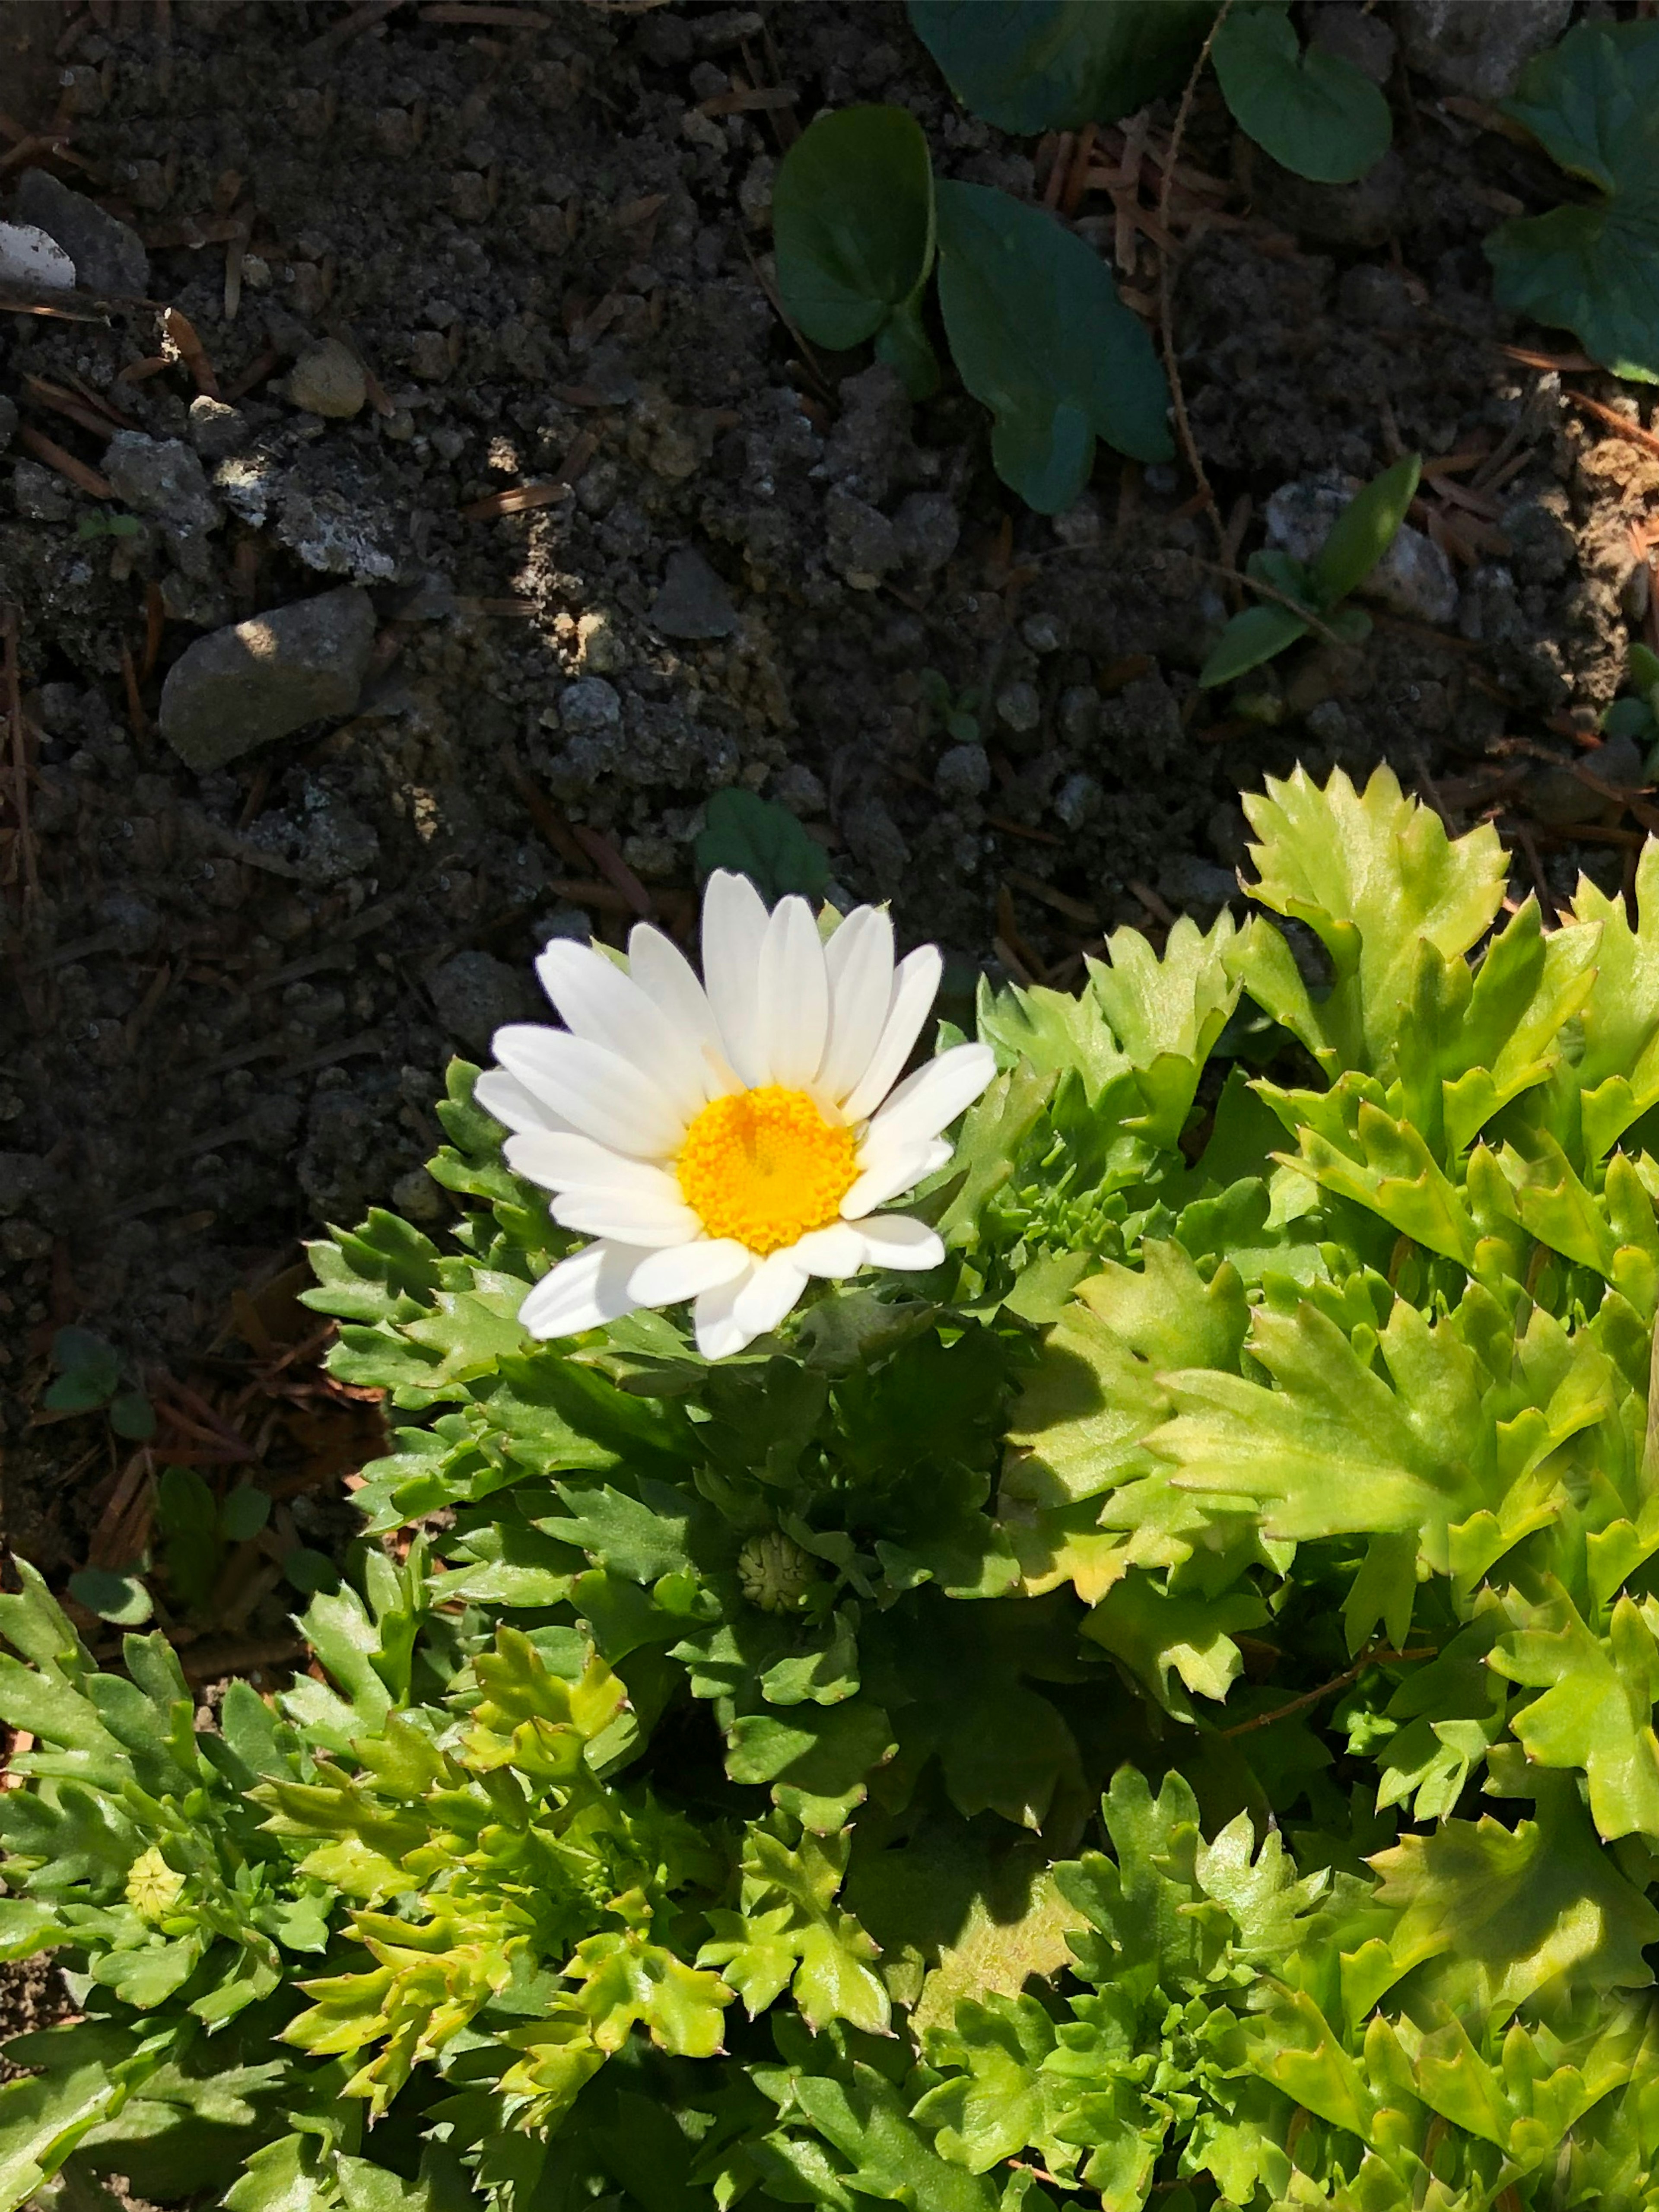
top-left (1158, 0), bottom-right (1236, 569)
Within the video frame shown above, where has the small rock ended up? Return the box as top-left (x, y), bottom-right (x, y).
top-left (824, 486), bottom-right (897, 588)
top-left (1265, 473), bottom-right (1457, 625)
top-left (187, 395), bottom-right (249, 459)
top-left (935, 743), bottom-right (991, 803)
top-left (14, 169), bottom-right (149, 295)
top-left (576, 610), bottom-right (630, 673)
top-left (1527, 763), bottom-right (1605, 830)
top-left (1051, 490), bottom-right (1103, 549)
top-left (0, 218), bottom-right (76, 290)
top-left (995, 680), bottom-right (1042, 735)
top-left (428, 950), bottom-right (541, 1052)
top-left (1158, 854), bottom-right (1239, 922)
top-left (0, 1153), bottom-right (47, 1218)
top-left (158, 586), bottom-right (377, 771)
top-left (649, 545), bottom-right (739, 639)
top-left (103, 432), bottom-right (222, 580)
top-left (1398, 0), bottom-right (1572, 100)
top-left (286, 337), bottom-right (367, 420)
top-left (1053, 772), bottom-right (1102, 830)
top-left (770, 763), bottom-right (827, 818)
top-left (1058, 685), bottom-right (1101, 744)
top-left (557, 677), bottom-right (623, 736)
top-left (1020, 612), bottom-right (1064, 655)
top-left (160, 572), bottom-right (232, 629)
top-left (11, 460), bottom-right (71, 521)
top-left (737, 154), bottom-right (776, 230)
top-left (534, 906), bottom-right (593, 945)
top-left (1310, 3), bottom-right (1395, 83)
top-left (892, 490), bottom-right (960, 576)
top-left (1500, 494), bottom-right (1575, 585)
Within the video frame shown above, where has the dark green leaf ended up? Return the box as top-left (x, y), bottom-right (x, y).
top-left (221, 1485), bottom-right (272, 1542)
top-left (1198, 602), bottom-right (1311, 689)
top-left (1486, 21), bottom-right (1659, 382)
top-left (65, 1571), bottom-right (153, 1629)
top-left (772, 105), bottom-right (938, 398)
top-left (283, 1548), bottom-right (340, 1596)
top-left (694, 789), bottom-right (831, 903)
top-left (934, 180), bottom-right (1171, 514)
top-left (908, 0), bottom-right (1215, 133)
top-left (1212, 2), bottom-right (1392, 185)
top-left (1309, 454), bottom-right (1421, 607)
top-left (108, 1393), bottom-right (156, 1442)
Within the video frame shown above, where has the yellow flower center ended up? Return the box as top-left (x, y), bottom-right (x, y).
top-left (677, 1087), bottom-right (858, 1255)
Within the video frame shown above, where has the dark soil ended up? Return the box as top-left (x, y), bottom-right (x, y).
top-left (1, 0), bottom-right (1657, 1592)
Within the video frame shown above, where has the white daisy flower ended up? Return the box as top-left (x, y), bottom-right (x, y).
top-left (476, 871), bottom-right (996, 1359)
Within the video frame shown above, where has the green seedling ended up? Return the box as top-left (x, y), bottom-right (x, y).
top-left (1199, 451), bottom-right (1422, 687)
top-left (75, 512), bottom-right (142, 540)
top-left (42, 1323), bottom-right (155, 1439)
top-left (1603, 641), bottom-right (1659, 765)
top-left (920, 665), bottom-right (982, 744)
top-left (693, 786), bottom-right (830, 903)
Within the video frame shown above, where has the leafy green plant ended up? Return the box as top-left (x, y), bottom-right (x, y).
top-left (908, 0), bottom-right (1392, 185)
top-left (41, 1326), bottom-right (154, 1441)
top-left (1211, 2), bottom-right (1391, 187)
top-left (921, 665), bottom-right (983, 744)
top-left (74, 513), bottom-right (142, 542)
top-left (693, 788), bottom-right (831, 902)
top-left (1485, 18), bottom-right (1659, 383)
top-left (771, 103), bottom-right (939, 399)
top-left (1199, 453), bottom-right (1421, 687)
top-left (22, 768), bottom-right (1659, 2206)
top-left (1603, 642), bottom-right (1659, 766)
top-left (771, 106), bottom-right (1171, 512)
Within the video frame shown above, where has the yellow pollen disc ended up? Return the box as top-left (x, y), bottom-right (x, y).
top-left (677, 1087), bottom-right (858, 1255)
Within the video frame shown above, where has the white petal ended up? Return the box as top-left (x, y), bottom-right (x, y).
top-left (789, 1223), bottom-right (869, 1278)
top-left (505, 1131), bottom-right (683, 1200)
top-left (627, 1239), bottom-right (751, 1306)
top-left (840, 946), bottom-right (944, 1123)
top-left (628, 922), bottom-right (732, 1084)
top-left (861, 1043), bottom-right (996, 1152)
top-left (854, 1214), bottom-right (945, 1271)
top-left (818, 906), bottom-right (895, 1103)
top-left (474, 1068), bottom-right (572, 1136)
top-left (756, 895), bottom-right (829, 1088)
top-left (695, 1268), bottom-right (757, 1359)
top-left (535, 942), bottom-right (712, 1117)
top-left (701, 869), bottom-right (771, 1087)
top-left (493, 1025), bottom-right (684, 1159)
top-left (840, 1137), bottom-right (953, 1220)
top-left (733, 1250), bottom-right (810, 1340)
top-left (551, 1192), bottom-right (702, 1247)
top-left (519, 1243), bottom-right (646, 1337)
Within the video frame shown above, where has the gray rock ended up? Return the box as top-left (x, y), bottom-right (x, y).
top-left (216, 440), bottom-right (414, 584)
top-left (1265, 473), bottom-right (1457, 625)
top-left (428, 950), bottom-right (541, 1052)
top-left (558, 677), bottom-right (623, 735)
top-left (14, 168), bottom-right (149, 296)
top-left (770, 763), bottom-right (827, 817)
top-left (1020, 611), bottom-right (1064, 655)
top-left (824, 487), bottom-right (897, 588)
top-left (158, 586), bottom-right (377, 770)
top-left (12, 460), bottom-right (71, 521)
top-left (935, 743), bottom-right (991, 802)
top-left (103, 432), bottom-right (222, 580)
top-left (1398, 0), bottom-right (1572, 100)
top-left (0, 1153), bottom-right (47, 1218)
top-left (187, 396), bottom-right (249, 459)
top-left (822, 362), bottom-right (912, 504)
top-left (995, 681), bottom-right (1042, 735)
top-left (1527, 763), bottom-right (1604, 830)
top-left (1158, 854), bottom-right (1239, 922)
top-left (1500, 494), bottom-right (1576, 585)
top-left (649, 545), bottom-right (739, 639)
top-left (1058, 685), bottom-right (1101, 744)
top-left (1053, 771), bottom-right (1102, 830)
top-left (1052, 491), bottom-right (1103, 549)
top-left (892, 491), bottom-right (960, 577)
top-left (1310, 3), bottom-right (1395, 83)
top-left (286, 337), bottom-right (367, 420)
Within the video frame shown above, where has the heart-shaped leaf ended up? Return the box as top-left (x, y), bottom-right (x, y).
top-left (1485, 20), bottom-right (1659, 382)
top-left (694, 789), bottom-right (832, 904)
top-left (1213, 1), bottom-right (1392, 185)
top-left (934, 180), bottom-right (1172, 515)
top-left (908, 0), bottom-right (1216, 133)
top-left (772, 105), bottom-right (939, 398)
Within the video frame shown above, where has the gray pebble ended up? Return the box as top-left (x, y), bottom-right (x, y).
top-left (104, 432), bottom-right (222, 580)
top-left (558, 677), bottom-right (623, 734)
top-left (892, 490), bottom-right (960, 577)
top-left (428, 950), bottom-right (542, 1052)
top-left (936, 743), bottom-right (991, 802)
top-left (995, 680), bottom-right (1042, 734)
top-left (1053, 772), bottom-right (1101, 830)
top-left (14, 168), bottom-right (149, 295)
top-left (649, 544), bottom-right (739, 639)
top-left (159, 586), bottom-right (377, 771)
top-left (1058, 685), bottom-right (1101, 744)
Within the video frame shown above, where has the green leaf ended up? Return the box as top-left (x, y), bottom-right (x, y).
top-left (1197, 600), bottom-right (1310, 689)
top-left (1308, 454), bottom-right (1422, 608)
top-left (1491, 1584), bottom-right (1659, 1840)
top-left (66, 1572), bottom-right (153, 1629)
top-left (934, 180), bottom-right (1172, 515)
top-left (108, 1392), bottom-right (156, 1441)
top-left (693, 789), bottom-right (831, 904)
top-left (1212, 2), bottom-right (1392, 185)
top-left (772, 105), bottom-right (938, 398)
top-left (727, 1702), bottom-right (897, 1831)
top-left (908, 0), bottom-right (1215, 133)
top-left (48, 1328), bottom-right (120, 1408)
top-left (1486, 21), bottom-right (1659, 381)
